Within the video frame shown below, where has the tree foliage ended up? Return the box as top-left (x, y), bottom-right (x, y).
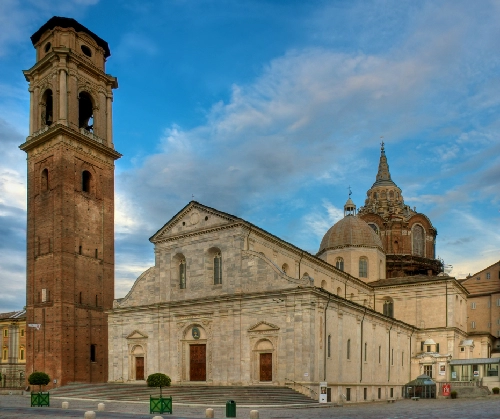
top-left (28, 372), bottom-right (50, 391)
top-left (147, 373), bottom-right (171, 397)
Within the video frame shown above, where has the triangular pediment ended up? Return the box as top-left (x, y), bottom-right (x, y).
top-left (248, 321), bottom-right (280, 332)
top-left (150, 201), bottom-right (241, 243)
top-left (126, 330), bottom-right (148, 339)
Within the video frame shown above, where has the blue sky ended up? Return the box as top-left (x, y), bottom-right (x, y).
top-left (0, 0), bottom-right (499, 312)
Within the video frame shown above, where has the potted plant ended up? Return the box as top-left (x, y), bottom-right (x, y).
top-left (492, 387), bottom-right (499, 394)
top-left (450, 390), bottom-right (457, 399)
top-left (28, 372), bottom-right (50, 407)
top-left (147, 373), bottom-right (172, 414)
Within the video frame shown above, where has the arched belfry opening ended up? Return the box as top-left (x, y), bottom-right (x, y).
top-left (78, 91), bottom-right (94, 131)
top-left (41, 89), bottom-right (53, 126)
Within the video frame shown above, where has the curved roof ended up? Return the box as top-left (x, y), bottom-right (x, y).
top-left (318, 215), bottom-right (383, 254)
top-left (31, 16), bottom-right (111, 57)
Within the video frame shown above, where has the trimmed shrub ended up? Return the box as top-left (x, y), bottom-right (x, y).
top-left (147, 373), bottom-right (171, 397)
top-left (492, 387), bottom-right (499, 394)
top-left (28, 372), bottom-right (50, 391)
top-left (450, 390), bottom-right (457, 399)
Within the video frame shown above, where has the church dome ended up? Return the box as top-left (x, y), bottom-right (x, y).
top-left (318, 215), bottom-right (383, 254)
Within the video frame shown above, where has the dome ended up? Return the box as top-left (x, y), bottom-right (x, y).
top-left (318, 215), bottom-right (383, 254)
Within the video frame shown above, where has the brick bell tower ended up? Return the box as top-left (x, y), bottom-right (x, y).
top-left (20, 17), bottom-right (120, 386)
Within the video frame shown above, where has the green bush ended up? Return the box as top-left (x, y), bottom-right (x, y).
top-left (28, 372), bottom-right (50, 391)
top-left (492, 387), bottom-right (499, 394)
top-left (147, 373), bottom-right (171, 397)
top-left (450, 390), bottom-right (457, 399)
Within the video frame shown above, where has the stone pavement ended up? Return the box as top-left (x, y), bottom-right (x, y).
top-left (1, 395), bottom-right (500, 418)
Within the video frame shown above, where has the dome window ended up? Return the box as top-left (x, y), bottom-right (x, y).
top-left (336, 257), bottom-right (344, 271)
top-left (81, 45), bottom-right (92, 57)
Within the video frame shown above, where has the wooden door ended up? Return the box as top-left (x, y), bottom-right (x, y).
top-left (190, 344), bottom-right (206, 381)
top-left (135, 357), bottom-right (144, 380)
top-left (260, 353), bottom-right (272, 381)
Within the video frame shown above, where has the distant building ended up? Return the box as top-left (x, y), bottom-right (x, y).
top-left (0, 310), bottom-right (26, 388)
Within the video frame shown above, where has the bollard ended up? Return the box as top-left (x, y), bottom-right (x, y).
top-left (84, 411), bottom-right (96, 419)
top-left (152, 416), bottom-right (164, 419)
top-left (97, 402), bottom-right (105, 411)
top-left (206, 407), bottom-right (214, 418)
top-left (250, 410), bottom-right (259, 419)
top-left (62, 401), bottom-right (69, 409)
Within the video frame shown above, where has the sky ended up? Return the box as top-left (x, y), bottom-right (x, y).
top-left (0, 0), bottom-right (499, 313)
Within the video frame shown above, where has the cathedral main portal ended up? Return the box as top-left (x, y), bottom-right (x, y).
top-left (190, 344), bottom-right (207, 381)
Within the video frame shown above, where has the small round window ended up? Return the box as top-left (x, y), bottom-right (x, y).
top-left (81, 45), bottom-right (92, 57)
top-left (44, 42), bottom-right (51, 53)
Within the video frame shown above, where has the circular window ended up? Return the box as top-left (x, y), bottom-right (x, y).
top-left (81, 45), bottom-right (92, 57)
top-left (44, 42), bottom-right (51, 53)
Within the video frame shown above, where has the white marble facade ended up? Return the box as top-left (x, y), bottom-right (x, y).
top-left (108, 202), bottom-right (421, 402)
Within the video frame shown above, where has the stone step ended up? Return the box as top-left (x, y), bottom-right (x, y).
top-left (51, 383), bottom-right (317, 405)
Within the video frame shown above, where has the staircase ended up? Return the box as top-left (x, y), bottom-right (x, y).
top-left (50, 383), bottom-right (318, 406)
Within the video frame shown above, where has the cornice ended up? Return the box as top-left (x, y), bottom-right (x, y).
top-left (19, 124), bottom-right (121, 161)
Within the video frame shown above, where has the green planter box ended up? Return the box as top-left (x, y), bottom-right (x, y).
top-left (31, 392), bottom-right (50, 407)
top-left (150, 395), bottom-right (172, 414)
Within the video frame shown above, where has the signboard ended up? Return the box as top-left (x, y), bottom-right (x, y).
top-left (474, 370), bottom-right (479, 377)
top-left (451, 371), bottom-right (457, 379)
top-left (439, 362), bottom-right (446, 376)
top-left (28, 324), bottom-right (41, 330)
top-left (319, 382), bottom-right (328, 403)
top-left (442, 384), bottom-right (451, 396)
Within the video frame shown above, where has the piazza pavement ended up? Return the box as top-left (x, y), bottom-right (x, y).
top-left (0, 394), bottom-right (500, 419)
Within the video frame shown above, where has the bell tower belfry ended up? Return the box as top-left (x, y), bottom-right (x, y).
top-left (20, 17), bottom-right (121, 386)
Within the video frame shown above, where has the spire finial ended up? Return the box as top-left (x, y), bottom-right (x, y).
top-left (348, 185), bottom-right (352, 198)
top-left (380, 136), bottom-right (385, 152)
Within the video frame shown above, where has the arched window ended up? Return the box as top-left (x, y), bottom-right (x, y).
top-left (19, 346), bottom-right (25, 361)
top-left (78, 91), bottom-right (94, 131)
top-left (347, 339), bottom-right (351, 360)
top-left (328, 335), bottom-right (331, 358)
top-left (82, 170), bottom-right (92, 193)
top-left (214, 252), bottom-right (222, 284)
top-left (41, 168), bottom-right (49, 191)
top-left (336, 257), bottom-right (344, 271)
top-left (179, 258), bottom-right (186, 289)
top-left (383, 298), bottom-right (394, 318)
top-left (337, 287), bottom-right (342, 296)
top-left (41, 89), bottom-right (53, 126)
top-left (2, 347), bottom-right (8, 360)
top-left (412, 224), bottom-right (425, 257)
top-left (359, 257), bottom-right (368, 278)
top-left (321, 280), bottom-right (327, 289)
top-left (282, 263), bottom-right (288, 274)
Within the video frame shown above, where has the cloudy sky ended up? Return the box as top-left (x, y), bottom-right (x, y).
top-left (1, 0), bottom-right (499, 313)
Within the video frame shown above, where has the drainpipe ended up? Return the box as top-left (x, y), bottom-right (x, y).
top-left (388, 321), bottom-right (394, 382)
top-left (360, 307), bottom-right (367, 383)
top-left (445, 281), bottom-right (448, 327)
top-left (409, 328), bottom-right (415, 383)
top-left (323, 292), bottom-right (331, 381)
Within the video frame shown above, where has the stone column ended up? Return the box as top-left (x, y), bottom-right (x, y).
top-left (106, 95), bottom-right (113, 147)
top-left (59, 69), bottom-right (68, 124)
top-left (29, 87), bottom-right (34, 135)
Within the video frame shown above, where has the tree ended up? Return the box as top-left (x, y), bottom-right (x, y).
top-left (146, 373), bottom-right (171, 397)
top-left (28, 372), bottom-right (50, 392)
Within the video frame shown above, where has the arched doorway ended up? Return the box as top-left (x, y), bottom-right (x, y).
top-left (254, 339), bottom-right (274, 382)
top-left (181, 325), bottom-right (209, 382)
top-left (132, 345), bottom-right (145, 380)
